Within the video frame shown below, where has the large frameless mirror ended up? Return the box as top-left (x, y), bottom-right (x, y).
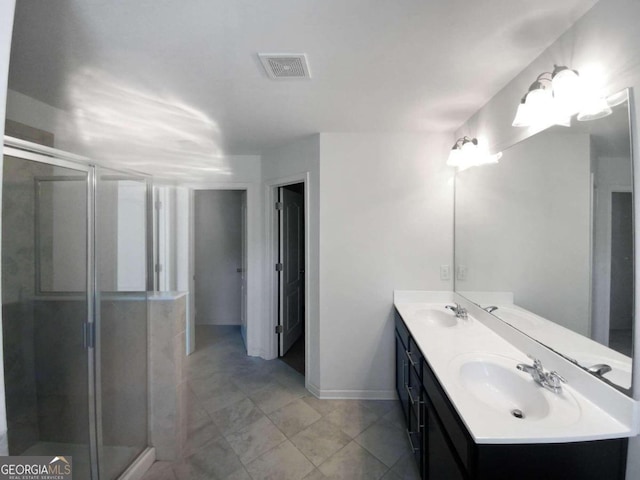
top-left (454, 88), bottom-right (634, 394)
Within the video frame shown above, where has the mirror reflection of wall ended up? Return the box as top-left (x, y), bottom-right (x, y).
top-left (454, 89), bottom-right (633, 392)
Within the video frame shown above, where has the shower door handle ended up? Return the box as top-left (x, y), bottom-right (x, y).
top-left (82, 322), bottom-right (95, 349)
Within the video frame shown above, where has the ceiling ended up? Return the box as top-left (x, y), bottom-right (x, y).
top-left (7, 0), bottom-right (599, 174)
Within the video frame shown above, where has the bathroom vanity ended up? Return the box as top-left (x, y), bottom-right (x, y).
top-left (394, 293), bottom-right (633, 480)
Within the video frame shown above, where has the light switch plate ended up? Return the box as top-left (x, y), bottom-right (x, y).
top-left (456, 265), bottom-right (468, 281)
top-left (440, 265), bottom-right (451, 281)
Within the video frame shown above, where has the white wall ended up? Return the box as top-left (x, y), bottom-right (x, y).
top-left (453, 0), bottom-right (640, 475)
top-left (318, 133), bottom-right (453, 397)
top-left (456, 132), bottom-right (592, 336)
top-left (262, 135), bottom-right (320, 389)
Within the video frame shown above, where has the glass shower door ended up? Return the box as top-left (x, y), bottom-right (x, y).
top-left (1, 153), bottom-right (93, 478)
top-left (95, 168), bottom-right (149, 479)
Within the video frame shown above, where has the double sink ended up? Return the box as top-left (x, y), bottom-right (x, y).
top-left (395, 298), bottom-right (633, 443)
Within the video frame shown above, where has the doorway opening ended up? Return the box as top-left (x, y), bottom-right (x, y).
top-left (277, 183), bottom-right (306, 375)
top-left (609, 191), bottom-right (633, 356)
top-left (193, 189), bottom-right (248, 348)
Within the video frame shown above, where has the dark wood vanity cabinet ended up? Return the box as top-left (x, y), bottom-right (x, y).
top-left (394, 310), bottom-right (629, 480)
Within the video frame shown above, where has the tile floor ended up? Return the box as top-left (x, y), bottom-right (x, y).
top-left (142, 326), bottom-right (420, 480)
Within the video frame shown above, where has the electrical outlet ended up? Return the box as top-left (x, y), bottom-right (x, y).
top-left (440, 265), bottom-right (451, 281)
top-left (456, 265), bottom-right (468, 281)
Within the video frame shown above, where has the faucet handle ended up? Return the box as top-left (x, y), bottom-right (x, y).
top-left (546, 371), bottom-right (567, 392)
top-left (526, 354), bottom-right (543, 369)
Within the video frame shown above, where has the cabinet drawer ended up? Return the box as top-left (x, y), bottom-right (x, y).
top-left (407, 336), bottom-right (424, 378)
top-left (407, 404), bottom-right (423, 471)
top-left (395, 310), bottom-right (410, 349)
top-left (422, 359), bottom-right (471, 470)
top-left (407, 362), bottom-right (423, 420)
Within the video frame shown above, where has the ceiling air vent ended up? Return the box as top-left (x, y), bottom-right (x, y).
top-left (258, 53), bottom-right (311, 79)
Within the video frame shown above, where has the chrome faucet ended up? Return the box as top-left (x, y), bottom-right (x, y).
top-left (445, 303), bottom-right (467, 319)
top-left (516, 356), bottom-right (567, 394)
top-left (587, 364), bottom-right (612, 377)
top-left (483, 305), bottom-right (499, 313)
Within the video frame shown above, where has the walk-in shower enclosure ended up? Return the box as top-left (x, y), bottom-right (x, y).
top-left (1, 138), bottom-right (151, 479)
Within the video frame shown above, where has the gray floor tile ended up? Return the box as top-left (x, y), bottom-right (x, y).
top-left (382, 404), bottom-right (406, 427)
top-left (358, 400), bottom-right (398, 417)
top-left (182, 419), bottom-right (222, 457)
top-left (195, 378), bottom-right (248, 415)
top-left (324, 402), bottom-right (379, 438)
top-left (303, 469), bottom-right (328, 480)
top-left (355, 418), bottom-right (410, 467)
top-left (300, 397), bottom-right (351, 417)
top-left (246, 440), bottom-right (315, 480)
top-left (223, 467), bottom-right (253, 480)
top-left (232, 370), bottom-right (279, 395)
top-left (174, 436), bottom-right (243, 480)
top-left (225, 415), bottom-right (287, 464)
top-left (380, 470), bottom-right (402, 480)
top-left (149, 327), bottom-right (408, 480)
top-left (318, 441), bottom-right (389, 480)
top-left (290, 418), bottom-right (351, 467)
top-left (209, 397), bottom-right (265, 436)
top-left (268, 398), bottom-right (322, 437)
top-left (142, 461), bottom-right (177, 480)
top-left (250, 382), bottom-right (304, 414)
top-left (390, 452), bottom-right (421, 480)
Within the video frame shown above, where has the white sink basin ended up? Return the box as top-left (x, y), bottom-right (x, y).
top-left (414, 309), bottom-right (457, 327)
top-left (450, 353), bottom-right (581, 425)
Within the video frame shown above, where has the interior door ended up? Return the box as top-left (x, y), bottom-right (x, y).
top-left (279, 186), bottom-right (304, 355)
top-left (194, 190), bottom-right (243, 325)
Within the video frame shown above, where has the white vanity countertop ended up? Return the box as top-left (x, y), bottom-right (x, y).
top-left (394, 291), bottom-right (634, 444)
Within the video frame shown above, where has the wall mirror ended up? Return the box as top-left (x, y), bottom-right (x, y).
top-left (454, 88), bottom-right (634, 395)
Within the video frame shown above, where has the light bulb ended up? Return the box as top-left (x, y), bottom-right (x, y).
top-left (512, 101), bottom-right (530, 127)
top-left (552, 68), bottom-right (583, 117)
top-left (525, 87), bottom-right (554, 127)
top-left (577, 95), bottom-right (612, 121)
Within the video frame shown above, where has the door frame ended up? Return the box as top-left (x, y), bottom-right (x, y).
top-left (264, 173), bottom-right (310, 374)
top-left (185, 183), bottom-right (253, 355)
top-left (592, 184), bottom-right (633, 345)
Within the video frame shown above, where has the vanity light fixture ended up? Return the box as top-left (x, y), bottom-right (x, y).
top-left (512, 65), bottom-right (611, 128)
top-left (447, 136), bottom-right (502, 170)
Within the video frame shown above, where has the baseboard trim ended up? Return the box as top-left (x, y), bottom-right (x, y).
top-left (118, 447), bottom-right (155, 480)
top-left (311, 388), bottom-right (398, 400)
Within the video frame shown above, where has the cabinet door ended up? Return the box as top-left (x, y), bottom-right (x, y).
top-left (395, 332), bottom-right (409, 422)
top-left (426, 409), bottom-right (465, 480)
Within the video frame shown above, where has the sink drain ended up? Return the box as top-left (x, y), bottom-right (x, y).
top-left (511, 409), bottom-right (524, 419)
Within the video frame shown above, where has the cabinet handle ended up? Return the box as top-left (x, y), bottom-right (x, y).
top-left (405, 350), bottom-right (417, 368)
top-left (405, 384), bottom-right (423, 427)
top-left (405, 383), bottom-right (418, 406)
top-left (406, 429), bottom-right (420, 453)
top-left (402, 360), bottom-right (407, 388)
